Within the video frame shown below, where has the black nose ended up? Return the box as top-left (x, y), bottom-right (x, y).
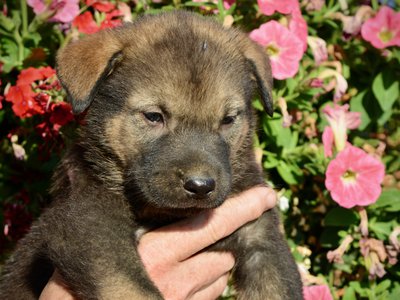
top-left (184, 177), bottom-right (216, 197)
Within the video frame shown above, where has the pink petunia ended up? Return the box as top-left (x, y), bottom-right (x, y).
top-left (27, 0), bottom-right (46, 14)
top-left (289, 9), bottom-right (308, 52)
top-left (303, 285), bottom-right (333, 300)
top-left (325, 145), bottom-right (385, 209)
top-left (361, 6), bottom-right (400, 49)
top-left (51, 0), bottom-right (80, 23)
top-left (318, 69), bottom-right (348, 101)
top-left (250, 21), bottom-right (304, 80)
top-left (304, 0), bottom-right (325, 12)
top-left (258, 0), bottom-right (300, 16)
top-left (193, 0), bottom-right (235, 12)
top-left (307, 36), bottom-right (328, 65)
top-left (27, 0), bottom-right (80, 23)
top-left (322, 104), bottom-right (361, 153)
top-left (322, 126), bottom-right (334, 157)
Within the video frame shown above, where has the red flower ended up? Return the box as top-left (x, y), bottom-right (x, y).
top-left (73, 8), bottom-right (123, 34)
top-left (4, 66), bottom-right (68, 120)
top-left (3, 192), bottom-right (32, 241)
top-left (17, 66), bottom-right (56, 86)
top-left (0, 79), bottom-right (3, 110)
top-left (73, 11), bottom-right (100, 34)
top-left (5, 85), bottom-right (44, 118)
top-left (87, 0), bottom-right (116, 12)
top-left (100, 9), bottom-right (123, 30)
top-left (49, 102), bottom-right (74, 127)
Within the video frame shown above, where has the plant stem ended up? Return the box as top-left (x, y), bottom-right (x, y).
top-left (15, 32), bottom-right (24, 68)
top-left (20, 0), bottom-right (28, 38)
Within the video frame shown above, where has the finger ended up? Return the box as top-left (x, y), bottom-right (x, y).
top-left (183, 252), bottom-right (234, 296)
top-left (39, 270), bottom-right (75, 300)
top-left (139, 186), bottom-right (276, 262)
top-left (151, 251), bottom-right (234, 298)
top-left (189, 273), bottom-right (230, 300)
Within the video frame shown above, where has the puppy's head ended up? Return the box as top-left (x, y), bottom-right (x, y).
top-left (56, 11), bottom-right (273, 212)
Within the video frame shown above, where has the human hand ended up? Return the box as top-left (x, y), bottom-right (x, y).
top-left (40, 186), bottom-right (277, 300)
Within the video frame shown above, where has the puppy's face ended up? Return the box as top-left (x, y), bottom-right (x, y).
top-left (56, 12), bottom-right (273, 211)
top-left (103, 40), bottom-right (254, 210)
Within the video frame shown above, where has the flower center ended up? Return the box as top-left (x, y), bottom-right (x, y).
top-left (379, 29), bottom-right (393, 43)
top-left (341, 169), bottom-right (357, 184)
top-left (266, 43), bottom-right (280, 57)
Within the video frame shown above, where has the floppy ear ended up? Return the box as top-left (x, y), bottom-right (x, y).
top-left (56, 30), bottom-right (124, 114)
top-left (240, 38), bottom-right (274, 116)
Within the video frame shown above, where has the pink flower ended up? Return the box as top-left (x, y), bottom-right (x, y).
top-left (289, 10), bottom-right (308, 52)
top-left (278, 97), bottom-right (292, 127)
top-left (304, 0), bottom-right (325, 12)
top-left (307, 36), bottom-right (328, 65)
top-left (334, 5), bottom-right (373, 37)
top-left (318, 69), bottom-right (348, 101)
top-left (361, 6), bottom-right (400, 49)
top-left (303, 285), bottom-right (333, 300)
top-left (325, 145), bottom-right (385, 209)
top-left (250, 21), bottom-right (304, 80)
top-left (322, 126), bottom-right (334, 157)
top-left (27, 0), bottom-right (80, 23)
top-left (258, 0), bottom-right (300, 16)
top-left (360, 238), bottom-right (388, 279)
top-left (27, 0), bottom-right (46, 14)
top-left (193, 0), bottom-right (235, 12)
top-left (322, 104), bottom-right (361, 154)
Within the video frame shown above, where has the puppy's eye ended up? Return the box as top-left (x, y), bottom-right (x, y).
top-left (221, 115), bottom-right (236, 126)
top-left (143, 112), bottom-right (164, 125)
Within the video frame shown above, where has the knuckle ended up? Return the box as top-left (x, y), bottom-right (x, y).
top-left (206, 212), bottom-right (229, 243)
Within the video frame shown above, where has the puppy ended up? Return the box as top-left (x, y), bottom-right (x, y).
top-left (0, 11), bottom-right (303, 300)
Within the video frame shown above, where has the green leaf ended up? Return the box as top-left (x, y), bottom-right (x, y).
top-left (320, 228), bottom-right (341, 248)
top-left (350, 90), bottom-right (371, 130)
top-left (0, 37), bottom-right (20, 72)
top-left (343, 286), bottom-right (357, 300)
top-left (349, 281), bottom-right (368, 297)
top-left (24, 32), bottom-right (42, 47)
top-left (263, 151), bottom-right (279, 169)
top-left (370, 189), bottom-right (400, 212)
top-left (252, 98), bottom-right (264, 111)
top-left (263, 115), bottom-right (297, 149)
top-left (372, 70), bottom-right (399, 112)
top-left (377, 109), bottom-right (393, 126)
top-left (375, 280), bottom-right (391, 295)
top-left (0, 14), bottom-right (15, 31)
top-left (388, 284), bottom-right (400, 300)
top-left (324, 207), bottom-right (359, 227)
top-left (392, 48), bottom-right (400, 64)
top-left (277, 161), bottom-right (302, 185)
top-left (10, 10), bottom-right (21, 30)
top-left (369, 220), bottom-right (392, 239)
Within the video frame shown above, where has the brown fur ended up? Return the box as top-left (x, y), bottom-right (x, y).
top-left (0, 11), bottom-right (302, 299)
